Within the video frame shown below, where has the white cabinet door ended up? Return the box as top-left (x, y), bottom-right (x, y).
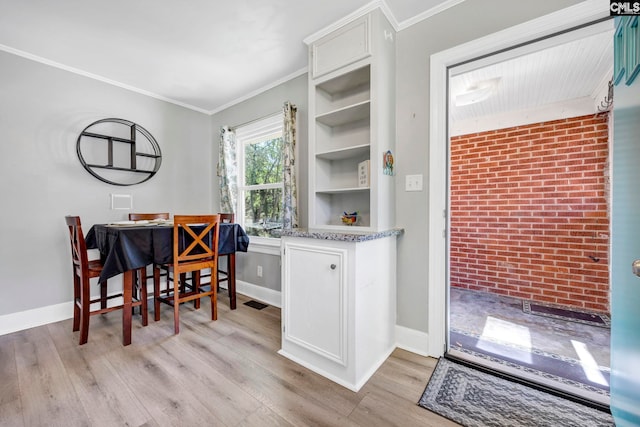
top-left (283, 243), bottom-right (347, 365)
top-left (311, 15), bottom-right (370, 79)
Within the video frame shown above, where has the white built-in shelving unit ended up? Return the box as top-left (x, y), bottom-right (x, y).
top-left (308, 10), bottom-right (395, 232)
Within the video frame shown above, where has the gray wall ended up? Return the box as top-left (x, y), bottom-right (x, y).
top-left (394, 0), bottom-right (583, 331)
top-left (0, 51), bottom-right (212, 316)
top-left (210, 74), bottom-right (308, 291)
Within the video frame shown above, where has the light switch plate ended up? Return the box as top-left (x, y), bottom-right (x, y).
top-left (405, 174), bottom-right (423, 192)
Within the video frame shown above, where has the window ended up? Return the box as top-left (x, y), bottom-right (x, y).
top-left (235, 114), bottom-right (284, 239)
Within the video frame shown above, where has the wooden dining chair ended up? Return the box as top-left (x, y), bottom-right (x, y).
top-left (217, 213), bottom-right (235, 297)
top-left (128, 212), bottom-right (170, 302)
top-left (188, 212), bottom-right (234, 309)
top-left (65, 216), bottom-right (147, 344)
top-left (153, 215), bottom-right (220, 334)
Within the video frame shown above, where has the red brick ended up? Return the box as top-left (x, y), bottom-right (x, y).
top-left (450, 114), bottom-right (609, 311)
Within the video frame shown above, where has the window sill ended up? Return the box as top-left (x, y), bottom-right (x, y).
top-left (246, 236), bottom-right (281, 256)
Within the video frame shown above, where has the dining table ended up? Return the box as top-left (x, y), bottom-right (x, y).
top-left (85, 221), bottom-right (250, 345)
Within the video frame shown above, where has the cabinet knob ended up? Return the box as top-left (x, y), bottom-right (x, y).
top-left (330, 264), bottom-right (336, 270)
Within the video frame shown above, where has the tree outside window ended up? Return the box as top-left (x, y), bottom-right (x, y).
top-left (236, 114), bottom-right (284, 238)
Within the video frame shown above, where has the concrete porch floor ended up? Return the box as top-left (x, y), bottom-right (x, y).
top-left (449, 287), bottom-right (610, 372)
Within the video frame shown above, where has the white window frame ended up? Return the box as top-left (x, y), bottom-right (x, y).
top-left (235, 113), bottom-right (284, 250)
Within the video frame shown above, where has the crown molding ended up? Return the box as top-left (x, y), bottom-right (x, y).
top-left (0, 43), bottom-right (211, 115)
top-left (207, 66), bottom-right (308, 116)
top-left (398, 0), bottom-right (466, 31)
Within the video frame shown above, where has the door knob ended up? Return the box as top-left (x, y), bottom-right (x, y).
top-left (330, 264), bottom-right (336, 270)
top-left (633, 259), bottom-right (640, 277)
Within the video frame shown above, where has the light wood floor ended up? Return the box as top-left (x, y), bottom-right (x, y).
top-left (0, 293), bottom-right (459, 427)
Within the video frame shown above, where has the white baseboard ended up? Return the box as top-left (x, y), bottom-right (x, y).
top-left (277, 349), bottom-right (361, 392)
top-left (0, 301), bottom-right (73, 336)
top-left (395, 325), bottom-right (430, 357)
top-left (235, 280), bottom-right (281, 308)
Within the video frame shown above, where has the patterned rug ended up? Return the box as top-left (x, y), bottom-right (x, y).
top-left (418, 358), bottom-right (614, 427)
top-left (450, 329), bottom-right (610, 396)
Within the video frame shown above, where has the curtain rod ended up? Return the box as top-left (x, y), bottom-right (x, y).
top-left (229, 110), bottom-right (281, 131)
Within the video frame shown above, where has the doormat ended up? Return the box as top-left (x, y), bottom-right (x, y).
top-left (243, 300), bottom-right (268, 310)
top-left (418, 357), bottom-right (614, 427)
top-left (522, 301), bottom-right (610, 328)
top-left (450, 329), bottom-right (610, 395)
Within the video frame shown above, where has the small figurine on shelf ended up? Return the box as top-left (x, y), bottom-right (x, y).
top-left (341, 211), bottom-right (358, 225)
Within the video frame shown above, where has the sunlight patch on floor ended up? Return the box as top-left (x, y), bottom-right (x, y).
top-left (477, 316), bottom-right (533, 364)
top-left (571, 340), bottom-right (609, 386)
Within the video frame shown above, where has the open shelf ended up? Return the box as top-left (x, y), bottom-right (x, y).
top-left (316, 187), bottom-right (369, 194)
top-left (314, 191), bottom-right (370, 228)
top-left (316, 65), bottom-right (370, 94)
top-left (316, 144), bottom-right (370, 161)
top-left (316, 101), bottom-right (370, 127)
top-left (315, 117), bottom-right (370, 154)
top-left (315, 65), bottom-right (371, 117)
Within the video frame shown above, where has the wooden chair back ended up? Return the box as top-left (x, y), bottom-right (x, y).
top-left (65, 216), bottom-right (90, 278)
top-left (218, 213), bottom-right (235, 224)
top-left (172, 215), bottom-right (220, 274)
top-left (128, 212), bottom-right (170, 220)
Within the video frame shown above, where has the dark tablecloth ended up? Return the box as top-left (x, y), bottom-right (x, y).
top-left (86, 223), bottom-right (249, 283)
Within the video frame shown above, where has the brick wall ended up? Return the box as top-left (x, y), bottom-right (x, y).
top-left (450, 114), bottom-right (610, 313)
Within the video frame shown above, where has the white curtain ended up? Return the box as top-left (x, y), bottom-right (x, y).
top-left (218, 126), bottom-right (237, 214)
top-left (282, 102), bottom-right (298, 230)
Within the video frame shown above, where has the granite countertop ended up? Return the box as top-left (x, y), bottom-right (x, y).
top-left (279, 228), bottom-right (404, 242)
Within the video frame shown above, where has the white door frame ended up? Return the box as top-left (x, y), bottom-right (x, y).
top-left (427, 0), bottom-right (611, 357)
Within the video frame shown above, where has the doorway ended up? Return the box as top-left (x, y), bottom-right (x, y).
top-left (427, 3), bottom-right (614, 407)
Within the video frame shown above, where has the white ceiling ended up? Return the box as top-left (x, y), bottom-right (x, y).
top-left (0, 0), bottom-right (455, 114)
top-left (449, 21), bottom-right (614, 135)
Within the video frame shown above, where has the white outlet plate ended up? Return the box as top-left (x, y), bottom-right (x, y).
top-left (405, 174), bottom-right (423, 192)
top-left (257, 265), bottom-right (263, 277)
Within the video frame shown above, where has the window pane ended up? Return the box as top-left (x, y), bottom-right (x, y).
top-left (244, 137), bottom-right (283, 186)
top-left (243, 188), bottom-right (283, 237)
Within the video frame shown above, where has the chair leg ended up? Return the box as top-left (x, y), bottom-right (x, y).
top-left (211, 275), bottom-right (217, 321)
top-left (137, 267), bottom-right (147, 315)
top-left (229, 254), bottom-right (236, 310)
top-left (179, 273), bottom-right (187, 295)
top-left (140, 272), bottom-right (148, 327)
top-left (72, 274), bottom-right (81, 332)
top-left (194, 270), bottom-right (201, 310)
top-left (217, 257), bottom-right (224, 292)
top-left (173, 276), bottom-right (180, 334)
top-left (153, 266), bottom-right (161, 322)
top-left (79, 278), bottom-right (91, 345)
